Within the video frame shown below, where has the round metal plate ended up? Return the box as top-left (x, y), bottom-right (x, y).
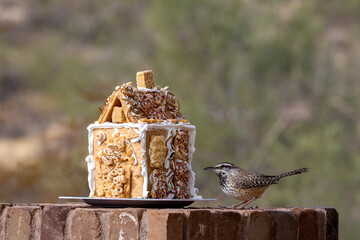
top-left (58, 196), bottom-right (217, 208)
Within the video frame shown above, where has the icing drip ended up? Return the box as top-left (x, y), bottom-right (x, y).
top-left (86, 128), bottom-right (96, 197)
top-left (125, 139), bottom-right (138, 165)
top-left (187, 128), bottom-right (201, 199)
top-left (164, 129), bottom-right (176, 169)
top-left (165, 168), bottom-right (175, 199)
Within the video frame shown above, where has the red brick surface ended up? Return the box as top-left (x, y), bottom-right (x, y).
top-left (40, 204), bottom-right (86, 240)
top-left (211, 210), bottom-right (244, 239)
top-left (1, 206), bottom-right (41, 240)
top-left (0, 203), bottom-right (338, 240)
top-left (184, 210), bottom-right (212, 240)
top-left (0, 203), bottom-right (11, 213)
top-left (246, 210), bottom-right (273, 240)
top-left (267, 209), bottom-right (298, 240)
top-left (294, 208), bottom-right (320, 240)
top-left (144, 209), bottom-right (185, 240)
top-left (324, 208), bottom-right (339, 240)
top-left (67, 208), bottom-right (101, 240)
top-left (103, 208), bottom-right (143, 240)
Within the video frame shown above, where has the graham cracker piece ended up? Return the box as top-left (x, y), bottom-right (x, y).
top-left (93, 127), bottom-right (144, 198)
top-left (94, 161), bottom-right (105, 197)
top-left (130, 165), bottom-right (144, 198)
top-left (97, 89), bottom-right (122, 123)
top-left (122, 168), bottom-right (131, 198)
top-left (136, 70), bottom-right (155, 89)
top-left (112, 106), bottom-right (127, 123)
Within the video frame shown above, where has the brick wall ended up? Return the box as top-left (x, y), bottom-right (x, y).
top-left (0, 203), bottom-right (338, 240)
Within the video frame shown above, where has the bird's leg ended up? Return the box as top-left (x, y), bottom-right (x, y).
top-left (231, 197), bottom-right (257, 209)
top-left (231, 201), bottom-right (247, 208)
top-left (239, 197), bottom-right (257, 209)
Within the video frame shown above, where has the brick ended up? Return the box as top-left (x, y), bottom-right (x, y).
top-left (67, 208), bottom-right (101, 240)
top-left (212, 210), bottom-right (244, 240)
top-left (1, 206), bottom-right (41, 240)
top-left (268, 209), bottom-right (297, 240)
top-left (324, 208), bottom-right (338, 240)
top-left (42, 203), bottom-right (89, 208)
top-left (100, 208), bottom-right (144, 240)
top-left (0, 203), bottom-right (11, 213)
top-left (313, 208), bottom-right (326, 240)
top-left (40, 204), bottom-right (77, 240)
top-left (144, 209), bottom-right (185, 240)
top-left (293, 208), bottom-right (319, 240)
top-left (246, 210), bottom-right (273, 240)
top-left (184, 210), bottom-right (212, 240)
top-left (0, 204), bottom-right (10, 240)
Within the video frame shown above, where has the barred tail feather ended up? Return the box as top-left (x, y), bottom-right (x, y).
top-left (277, 168), bottom-right (309, 179)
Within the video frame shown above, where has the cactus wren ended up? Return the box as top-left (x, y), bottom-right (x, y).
top-left (204, 162), bottom-right (309, 208)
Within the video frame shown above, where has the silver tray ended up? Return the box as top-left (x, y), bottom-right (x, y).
top-left (58, 196), bottom-right (217, 208)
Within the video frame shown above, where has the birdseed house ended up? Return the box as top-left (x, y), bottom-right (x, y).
top-left (85, 70), bottom-right (200, 199)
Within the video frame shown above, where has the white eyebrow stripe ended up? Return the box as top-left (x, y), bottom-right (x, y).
top-left (215, 163), bottom-right (234, 168)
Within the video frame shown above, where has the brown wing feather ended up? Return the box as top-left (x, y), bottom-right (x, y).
top-left (232, 170), bottom-right (279, 189)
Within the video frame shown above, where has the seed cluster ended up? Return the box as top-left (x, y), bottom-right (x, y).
top-left (173, 131), bottom-right (189, 159)
top-left (120, 84), bottom-right (185, 121)
top-left (174, 160), bottom-right (190, 199)
top-left (150, 169), bottom-right (168, 199)
top-left (149, 130), bottom-right (190, 199)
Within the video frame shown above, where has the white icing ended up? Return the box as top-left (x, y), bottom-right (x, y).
top-left (149, 170), bottom-right (154, 185)
top-left (85, 121), bottom-right (200, 199)
top-left (137, 86), bottom-right (168, 92)
top-left (86, 128), bottom-right (96, 196)
top-left (167, 193), bottom-right (175, 199)
top-left (96, 131), bottom-right (106, 146)
top-left (125, 139), bottom-right (138, 165)
top-left (165, 168), bottom-right (175, 194)
top-left (164, 129), bottom-right (176, 169)
top-left (115, 91), bottom-right (122, 101)
top-left (112, 128), bottom-right (119, 137)
top-left (187, 127), bottom-right (202, 199)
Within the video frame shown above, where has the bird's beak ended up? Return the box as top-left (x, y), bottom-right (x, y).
top-left (203, 166), bottom-right (216, 171)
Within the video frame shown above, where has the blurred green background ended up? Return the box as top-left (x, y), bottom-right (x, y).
top-left (1, 0), bottom-right (359, 238)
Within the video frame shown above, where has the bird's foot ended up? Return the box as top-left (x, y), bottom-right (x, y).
top-left (230, 205), bottom-right (243, 209)
top-left (217, 205), bottom-right (232, 209)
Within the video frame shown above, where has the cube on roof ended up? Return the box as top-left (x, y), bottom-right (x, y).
top-left (136, 70), bottom-right (155, 89)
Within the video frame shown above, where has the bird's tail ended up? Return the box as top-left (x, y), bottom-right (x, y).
top-left (277, 168), bottom-right (309, 179)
